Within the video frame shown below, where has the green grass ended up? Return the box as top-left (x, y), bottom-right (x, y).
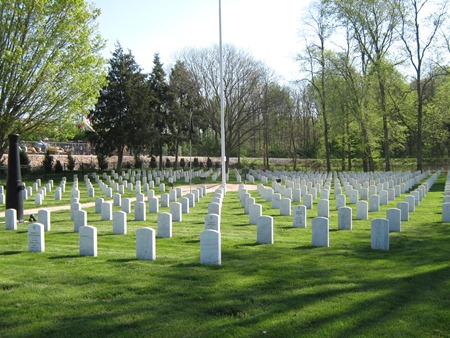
top-left (0, 172), bottom-right (449, 337)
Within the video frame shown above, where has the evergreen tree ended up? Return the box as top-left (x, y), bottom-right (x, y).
top-left (148, 54), bottom-right (172, 170)
top-left (90, 43), bottom-right (148, 172)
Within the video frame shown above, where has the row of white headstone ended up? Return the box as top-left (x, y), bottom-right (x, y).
top-left (443, 170), bottom-right (450, 223)
top-left (237, 170), bottom-right (441, 250)
top-left (17, 181), bottom-right (226, 265)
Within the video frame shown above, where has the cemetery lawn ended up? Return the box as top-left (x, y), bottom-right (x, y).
top-left (1, 174), bottom-right (449, 337)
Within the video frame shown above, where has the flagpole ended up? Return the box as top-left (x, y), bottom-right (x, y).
top-left (189, 111), bottom-right (192, 193)
top-left (219, 0), bottom-right (226, 186)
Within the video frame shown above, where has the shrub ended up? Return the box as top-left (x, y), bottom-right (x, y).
top-left (180, 158), bottom-right (186, 168)
top-left (97, 154), bottom-right (108, 171)
top-left (55, 160), bottom-right (63, 173)
top-left (206, 157), bottom-right (212, 169)
top-left (193, 157), bottom-right (199, 168)
top-left (150, 156), bottom-right (157, 169)
top-left (67, 153), bottom-right (76, 171)
top-left (165, 158), bottom-right (172, 168)
top-left (134, 155), bottom-right (143, 169)
top-left (19, 150), bottom-right (31, 175)
top-left (42, 151), bottom-right (54, 173)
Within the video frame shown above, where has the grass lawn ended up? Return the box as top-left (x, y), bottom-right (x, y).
top-left (0, 171), bottom-right (449, 337)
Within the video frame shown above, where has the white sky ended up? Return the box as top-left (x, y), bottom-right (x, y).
top-left (92, 0), bottom-right (312, 84)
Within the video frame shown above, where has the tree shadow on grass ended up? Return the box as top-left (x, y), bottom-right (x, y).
top-left (0, 251), bottom-right (22, 255)
top-left (49, 255), bottom-right (80, 259)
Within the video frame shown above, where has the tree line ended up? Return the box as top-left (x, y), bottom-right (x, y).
top-left (1, 0), bottom-right (449, 173)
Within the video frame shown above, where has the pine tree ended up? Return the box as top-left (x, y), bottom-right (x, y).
top-left (90, 43), bottom-right (148, 172)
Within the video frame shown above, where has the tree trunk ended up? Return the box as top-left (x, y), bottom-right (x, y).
top-left (117, 146), bottom-right (124, 172)
top-left (416, 82), bottom-right (423, 172)
top-left (379, 81), bottom-right (391, 171)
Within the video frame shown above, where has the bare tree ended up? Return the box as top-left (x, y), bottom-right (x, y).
top-left (178, 45), bottom-right (273, 169)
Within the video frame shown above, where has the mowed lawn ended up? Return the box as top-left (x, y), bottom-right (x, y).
top-left (0, 172), bottom-right (449, 337)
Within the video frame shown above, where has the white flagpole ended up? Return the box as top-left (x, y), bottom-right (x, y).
top-left (219, 0), bottom-right (226, 186)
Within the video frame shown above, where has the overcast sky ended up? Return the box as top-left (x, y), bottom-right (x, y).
top-left (92, 0), bottom-right (312, 83)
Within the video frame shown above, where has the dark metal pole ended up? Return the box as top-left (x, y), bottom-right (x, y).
top-left (6, 134), bottom-right (24, 222)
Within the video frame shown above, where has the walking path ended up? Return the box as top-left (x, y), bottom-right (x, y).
top-left (0, 183), bottom-right (256, 219)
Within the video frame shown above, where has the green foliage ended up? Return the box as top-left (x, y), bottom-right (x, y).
top-left (193, 157), bottom-right (199, 168)
top-left (54, 160), bottom-right (63, 173)
top-left (97, 154), bottom-right (108, 171)
top-left (134, 155), bottom-right (143, 169)
top-left (90, 43), bottom-right (149, 171)
top-left (67, 153), bottom-right (76, 172)
top-left (206, 157), bottom-right (212, 169)
top-left (0, 0), bottom-right (107, 156)
top-left (150, 156), bottom-right (157, 169)
top-left (42, 151), bottom-right (54, 173)
top-left (179, 158), bottom-right (186, 168)
top-left (19, 150), bottom-right (30, 175)
top-left (165, 157), bottom-right (172, 168)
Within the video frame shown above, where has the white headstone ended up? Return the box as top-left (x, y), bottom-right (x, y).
top-left (369, 194), bottom-right (380, 212)
top-left (293, 205), bottom-right (307, 228)
top-left (200, 229), bottom-right (221, 265)
top-left (396, 202), bottom-right (409, 222)
top-left (304, 194), bottom-right (313, 209)
top-left (317, 199), bottom-right (329, 218)
top-left (157, 212), bottom-right (172, 238)
top-left (371, 218), bottom-right (389, 250)
top-left (335, 194), bottom-right (346, 210)
top-left (95, 198), bottom-right (104, 214)
top-left (34, 193), bottom-right (43, 206)
top-left (54, 188), bottom-right (62, 201)
top-left (79, 225), bottom-right (97, 256)
top-left (249, 204), bottom-right (262, 225)
top-left (161, 193), bottom-right (169, 207)
top-left (280, 198), bottom-right (291, 216)
top-left (386, 208), bottom-right (401, 232)
top-left (180, 197), bottom-right (189, 213)
top-left (208, 202), bottom-right (221, 216)
top-left (356, 201), bottom-right (369, 220)
top-left (205, 213), bottom-right (220, 232)
top-left (257, 216), bottom-right (274, 244)
top-left (74, 210), bottom-right (87, 233)
top-left (405, 195), bottom-right (415, 212)
top-left (186, 193), bottom-right (195, 208)
top-left (170, 202), bottom-right (182, 222)
top-left (312, 217), bottom-right (329, 247)
top-left (113, 193), bottom-right (122, 207)
top-left (101, 202), bottom-right (113, 221)
top-left (113, 211), bottom-right (127, 234)
top-left (5, 208), bottom-right (17, 230)
top-left (38, 209), bottom-right (51, 231)
top-left (149, 197), bottom-right (159, 213)
top-left (134, 201), bottom-right (146, 221)
top-left (338, 207), bottom-right (352, 230)
top-left (136, 227), bottom-right (156, 260)
top-left (121, 197), bottom-right (131, 213)
top-left (28, 223), bottom-right (45, 252)
top-left (442, 202), bottom-right (450, 223)
top-left (271, 193), bottom-right (281, 209)
top-left (88, 187), bottom-right (95, 198)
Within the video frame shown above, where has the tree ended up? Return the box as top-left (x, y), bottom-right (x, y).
top-left (397, 0), bottom-right (449, 171)
top-left (332, 0), bottom-right (401, 171)
top-left (0, 0), bottom-right (106, 156)
top-left (168, 61), bottom-right (204, 169)
top-left (179, 45), bottom-right (271, 169)
top-left (148, 54), bottom-right (172, 170)
top-left (299, 0), bottom-right (335, 172)
top-left (90, 44), bottom-right (148, 172)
